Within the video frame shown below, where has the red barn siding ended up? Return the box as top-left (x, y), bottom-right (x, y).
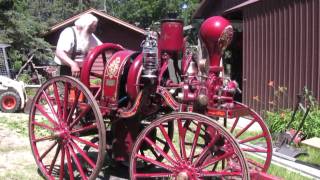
top-left (91, 56), bottom-right (104, 77)
top-left (242, 0), bottom-right (320, 112)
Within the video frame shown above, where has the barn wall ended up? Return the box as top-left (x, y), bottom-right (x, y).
top-left (242, 0), bottom-right (320, 112)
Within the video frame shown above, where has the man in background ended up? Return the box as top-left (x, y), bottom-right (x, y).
top-left (54, 13), bottom-right (102, 77)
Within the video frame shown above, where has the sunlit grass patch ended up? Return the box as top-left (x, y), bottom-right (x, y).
top-left (0, 113), bottom-right (29, 136)
top-left (296, 145), bottom-right (320, 165)
top-left (247, 154), bottom-right (311, 180)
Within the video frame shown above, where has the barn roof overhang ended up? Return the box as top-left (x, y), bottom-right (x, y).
top-left (45, 8), bottom-right (146, 36)
top-left (193, 0), bottom-right (261, 19)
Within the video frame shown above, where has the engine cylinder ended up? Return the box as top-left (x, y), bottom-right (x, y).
top-left (159, 19), bottom-right (184, 53)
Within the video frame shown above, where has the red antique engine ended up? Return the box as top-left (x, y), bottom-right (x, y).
top-left (28, 16), bottom-right (278, 180)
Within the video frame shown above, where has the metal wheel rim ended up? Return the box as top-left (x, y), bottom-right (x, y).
top-left (28, 76), bottom-right (106, 180)
top-left (2, 96), bottom-right (16, 110)
top-left (130, 112), bottom-right (250, 180)
top-left (228, 102), bottom-right (273, 172)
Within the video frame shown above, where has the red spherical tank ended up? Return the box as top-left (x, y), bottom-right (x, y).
top-left (158, 19), bottom-right (184, 53)
top-left (200, 16), bottom-right (233, 67)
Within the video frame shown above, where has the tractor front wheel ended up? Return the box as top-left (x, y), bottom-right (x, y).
top-left (0, 90), bottom-right (21, 113)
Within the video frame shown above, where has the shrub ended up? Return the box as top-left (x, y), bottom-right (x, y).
top-left (265, 105), bottom-right (320, 138)
top-left (16, 72), bottom-right (31, 84)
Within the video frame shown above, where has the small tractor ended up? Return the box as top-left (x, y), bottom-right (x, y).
top-left (0, 44), bottom-right (26, 113)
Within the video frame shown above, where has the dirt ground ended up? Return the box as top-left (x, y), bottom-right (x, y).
top-left (0, 113), bottom-right (43, 180)
top-left (0, 113), bottom-right (128, 180)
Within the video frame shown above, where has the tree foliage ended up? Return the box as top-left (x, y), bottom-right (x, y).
top-left (0, 0), bottom-right (52, 71)
top-left (0, 0), bottom-right (200, 73)
top-left (0, 0), bottom-right (99, 71)
top-left (104, 0), bottom-right (199, 28)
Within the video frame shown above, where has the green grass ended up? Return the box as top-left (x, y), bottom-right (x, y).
top-left (0, 145), bottom-right (28, 153)
top-left (0, 113), bottom-right (53, 138)
top-left (0, 164), bottom-right (43, 180)
top-left (0, 113), bottom-right (29, 137)
top-left (0, 114), bottom-right (318, 180)
top-left (237, 129), bottom-right (320, 167)
top-left (267, 163), bottom-right (311, 180)
top-left (296, 145), bottom-right (320, 165)
top-left (247, 154), bottom-right (311, 179)
top-left (0, 113), bottom-right (43, 180)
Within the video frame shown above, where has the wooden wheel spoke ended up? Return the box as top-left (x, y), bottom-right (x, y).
top-left (185, 142), bottom-right (205, 148)
top-left (191, 120), bottom-right (206, 132)
top-left (135, 154), bottom-right (174, 172)
top-left (63, 83), bottom-right (69, 122)
top-left (53, 82), bottom-right (63, 119)
top-left (33, 121), bottom-right (54, 131)
top-left (235, 120), bottom-right (255, 138)
top-left (189, 122), bottom-right (202, 163)
top-left (93, 87), bottom-right (102, 99)
top-left (67, 89), bottom-right (81, 125)
top-left (199, 170), bottom-right (242, 177)
top-left (70, 140), bottom-right (96, 168)
top-left (158, 124), bottom-right (181, 161)
top-left (134, 172), bottom-right (174, 178)
top-left (177, 119), bottom-right (187, 160)
top-left (144, 136), bottom-right (178, 166)
top-left (65, 146), bottom-right (75, 180)
top-left (69, 105), bottom-right (92, 129)
top-left (35, 104), bottom-right (58, 127)
top-left (241, 147), bottom-right (267, 153)
top-left (70, 135), bottom-right (98, 149)
top-left (34, 135), bottom-right (56, 143)
top-left (238, 133), bottom-right (265, 144)
top-left (42, 90), bottom-right (60, 122)
top-left (49, 143), bottom-right (61, 174)
top-left (247, 158), bottom-right (264, 169)
top-left (71, 124), bottom-right (97, 134)
top-left (194, 134), bottom-right (218, 166)
top-left (67, 144), bottom-right (88, 180)
top-left (186, 126), bottom-right (207, 140)
top-left (229, 116), bottom-right (240, 134)
top-left (199, 151), bottom-right (234, 170)
top-left (40, 141), bottom-right (58, 161)
top-left (59, 145), bottom-right (65, 180)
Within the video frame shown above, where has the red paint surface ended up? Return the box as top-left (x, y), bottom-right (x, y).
top-left (159, 19), bottom-right (184, 52)
top-left (200, 16), bottom-right (231, 67)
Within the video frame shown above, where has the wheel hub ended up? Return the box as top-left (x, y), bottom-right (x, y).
top-left (54, 128), bottom-right (70, 140)
top-left (177, 171), bottom-right (189, 180)
top-left (3, 97), bottom-right (16, 109)
top-left (5, 99), bottom-right (14, 106)
top-left (176, 163), bottom-right (198, 180)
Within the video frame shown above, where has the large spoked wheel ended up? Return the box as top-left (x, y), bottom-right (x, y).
top-left (223, 102), bottom-right (273, 172)
top-left (139, 117), bottom-right (174, 167)
top-left (80, 43), bottom-right (123, 100)
top-left (130, 112), bottom-right (250, 180)
top-left (29, 76), bottom-right (106, 180)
